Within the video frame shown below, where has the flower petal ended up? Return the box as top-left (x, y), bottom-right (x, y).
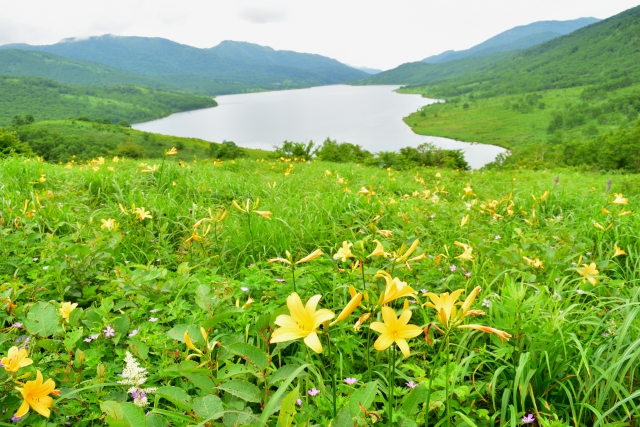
top-left (396, 338), bottom-right (411, 358)
top-left (374, 333), bottom-right (394, 352)
top-left (271, 327), bottom-right (307, 343)
top-left (304, 332), bottom-right (323, 353)
top-left (15, 400), bottom-right (30, 418)
top-left (31, 396), bottom-right (53, 418)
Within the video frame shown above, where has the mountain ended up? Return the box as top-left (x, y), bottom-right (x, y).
top-left (0, 36), bottom-right (367, 95)
top-left (349, 66), bottom-right (383, 75)
top-left (356, 17), bottom-right (600, 86)
top-left (422, 18), bottom-right (599, 63)
top-left (419, 5), bottom-right (640, 97)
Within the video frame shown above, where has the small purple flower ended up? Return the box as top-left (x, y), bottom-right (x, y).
top-left (43, 266), bottom-right (49, 270)
top-left (150, 309), bottom-right (160, 313)
top-left (571, 262), bottom-right (577, 266)
top-left (125, 260), bottom-right (130, 264)
top-left (464, 272), bottom-right (472, 278)
top-left (495, 235), bottom-right (501, 240)
top-left (586, 252), bottom-right (592, 255)
top-left (344, 378), bottom-right (357, 385)
top-left (241, 287), bottom-right (249, 292)
top-left (522, 414), bottom-right (535, 423)
top-left (11, 415), bottom-right (21, 422)
top-left (482, 299), bottom-right (491, 308)
top-left (12, 322), bottom-right (23, 328)
top-left (275, 278), bottom-right (286, 283)
top-left (104, 325), bottom-right (115, 338)
top-left (148, 317), bottom-right (158, 322)
top-left (296, 399), bottom-right (302, 406)
top-left (449, 265), bottom-right (457, 272)
top-left (83, 337), bottom-right (93, 343)
top-left (549, 245), bottom-right (555, 249)
top-left (406, 381), bottom-right (417, 389)
top-left (576, 289), bottom-right (584, 294)
top-left (308, 388), bottom-right (320, 396)
top-left (555, 277), bottom-right (560, 281)
top-left (554, 292), bottom-right (562, 301)
top-left (128, 329), bottom-right (139, 337)
top-left (420, 289), bottom-right (428, 294)
top-left (358, 229), bottom-right (366, 234)
top-left (33, 257), bottom-right (39, 262)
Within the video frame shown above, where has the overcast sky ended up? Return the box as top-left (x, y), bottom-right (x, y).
top-left (0, 1), bottom-right (637, 70)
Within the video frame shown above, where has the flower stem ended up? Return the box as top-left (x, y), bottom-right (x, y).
top-left (292, 264), bottom-right (297, 293)
top-left (444, 335), bottom-right (451, 427)
top-left (326, 334), bottom-right (337, 418)
top-left (388, 346), bottom-right (396, 425)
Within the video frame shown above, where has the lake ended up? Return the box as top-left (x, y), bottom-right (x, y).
top-left (133, 85), bottom-right (507, 168)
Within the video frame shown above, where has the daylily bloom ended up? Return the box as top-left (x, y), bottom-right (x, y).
top-left (333, 286), bottom-right (363, 324)
top-left (270, 293), bottom-right (335, 353)
top-left (59, 302), bottom-right (78, 322)
top-left (14, 370), bottom-right (56, 418)
top-left (522, 257), bottom-right (544, 269)
top-left (165, 147), bottom-right (178, 156)
top-left (254, 210), bottom-right (272, 219)
top-left (375, 271), bottom-right (416, 305)
top-left (370, 307), bottom-right (422, 357)
top-left (463, 184), bottom-right (473, 197)
top-left (100, 218), bottom-right (118, 231)
top-left (454, 241), bottom-right (474, 262)
top-left (423, 289), bottom-right (465, 326)
top-left (618, 210), bottom-right (632, 217)
top-left (613, 244), bottom-right (627, 257)
top-left (457, 324), bottom-right (512, 343)
top-left (296, 249), bottom-right (323, 264)
top-left (333, 241), bottom-right (355, 262)
top-left (376, 230), bottom-right (393, 238)
top-left (368, 240), bottom-right (387, 258)
top-left (395, 239), bottom-right (420, 263)
top-left (460, 214), bottom-right (469, 227)
top-left (1, 346), bottom-right (33, 373)
top-left (612, 193), bottom-right (628, 205)
top-left (134, 207), bottom-right (152, 221)
top-left (577, 263), bottom-right (599, 286)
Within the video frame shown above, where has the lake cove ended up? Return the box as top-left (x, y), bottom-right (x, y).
top-left (133, 85), bottom-right (507, 168)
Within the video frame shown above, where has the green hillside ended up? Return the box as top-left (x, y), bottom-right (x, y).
top-left (4, 118), bottom-right (268, 163)
top-left (0, 75), bottom-right (217, 126)
top-left (0, 36), bottom-right (368, 95)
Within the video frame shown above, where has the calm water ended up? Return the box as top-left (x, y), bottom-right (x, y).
top-left (133, 85), bottom-right (507, 168)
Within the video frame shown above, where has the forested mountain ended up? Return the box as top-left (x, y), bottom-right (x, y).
top-left (422, 17), bottom-right (599, 63)
top-left (0, 36), bottom-right (367, 94)
top-left (357, 17), bottom-right (600, 86)
top-left (0, 75), bottom-right (216, 126)
top-left (418, 5), bottom-right (640, 97)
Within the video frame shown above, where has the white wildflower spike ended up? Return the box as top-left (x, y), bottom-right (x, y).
top-left (117, 351), bottom-right (156, 407)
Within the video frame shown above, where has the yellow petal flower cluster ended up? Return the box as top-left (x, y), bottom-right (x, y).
top-left (577, 262), bottom-right (599, 285)
top-left (59, 301), bottom-right (78, 322)
top-left (375, 271), bottom-right (416, 305)
top-left (271, 293), bottom-right (335, 353)
top-left (333, 241), bottom-right (355, 262)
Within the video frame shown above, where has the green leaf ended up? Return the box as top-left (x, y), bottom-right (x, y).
top-left (260, 364), bottom-right (309, 425)
top-left (401, 385), bottom-right (427, 416)
top-left (193, 394), bottom-right (224, 421)
top-left (101, 400), bottom-right (124, 421)
top-left (146, 414), bottom-right (167, 427)
top-left (268, 364), bottom-right (302, 386)
top-left (63, 327), bottom-right (84, 351)
top-left (332, 406), bottom-right (353, 427)
top-left (277, 386), bottom-right (298, 427)
top-left (25, 301), bottom-right (59, 337)
top-left (217, 379), bottom-right (261, 403)
top-left (112, 314), bottom-right (130, 336)
top-left (201, 308), bottom-right (241, 329)
top-left (120, 402), bottom-right (148, 427)
top-left (227, 342), bottom-right (269, 371)
top-left (166, 324), bottom-right (204, 345)
top-left (349, 381), bottom-right (378, 417)
top-left (183, 373), bottom-right (216, 393)
top-left (155, 386), bottom-right (193, 410)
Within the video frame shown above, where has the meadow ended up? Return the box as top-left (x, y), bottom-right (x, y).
top-left (0, 153), bottom-right (638, 426)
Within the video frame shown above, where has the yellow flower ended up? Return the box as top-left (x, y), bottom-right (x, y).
top-left (523, 257), bottom-right (544, 269)
top-left (463, 184), bottom-right (473, 197)
top-left (333, 286), bottom-right (363, 324)
top-left (59, 302), bottom-right (78, 322)
top-left (423, 289), bottom-right (464, 326)
top-left (375, 271), bottom-right (416, 305)
top-left (134, 207), bottom-right (152, 221)
top-left (368, 240), bottom-right (387, 258)
top-left (618, 210), bottom-right (632, 217)
top-left (253, 210), bottom-right (272, 220)
top-left (296, 249), bottom-right (323, 264)
top-left (457, 324), bottom-right (512, 343)
top-left (1, 346), bottom-right (33, 373)
top-left (460, 214), bottom-right (469, 227)
top-left (184, 330), bottom-right (199, 352)
top-left (395, 239), bottom-right (420, 263)
top-left (577, 263), bottom-right (599, 286)
top-left (370, 307), bottom-right (422, 357)
top-left (376, 230), bottom-right (393, 238)
top-left (454, 241), bottom-right (474, 262)
top-left (112, 156), bottom-right (120, 163)
top-left (602, 207), bottom-right (612, 215)
top-left (613, 244), bottom-right (627, 258)
top-left (333, 241), bottom-right (355, 262)
top-left (270, 293), bottom-right (335, 353)
top-left (612, 193), bottom-right (628, 205)
top-left (100, 218), bottom-right (118, 231)
top-left (165, 147), bottom-right (178, 156)
top-left (232, 200), bottom-right (246, 213)
top-left (15, 370), bottom-right (56, 418)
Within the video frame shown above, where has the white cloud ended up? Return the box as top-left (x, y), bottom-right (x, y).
top-left (238, 7), bottom-right (287, 24)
